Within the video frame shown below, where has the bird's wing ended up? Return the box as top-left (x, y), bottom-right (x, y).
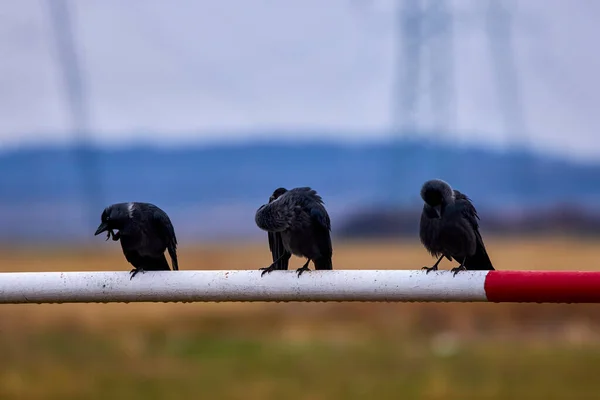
top-left (454, 190), bottom-right (480, 231)
top-left (419, 206), bottom-right (442, 258)
top-left (310, 205), bottom-right (331, 231)
top-left (454, 190), bottom-right (494, 269)
top-left (150, 208), bottom-right (179, 270)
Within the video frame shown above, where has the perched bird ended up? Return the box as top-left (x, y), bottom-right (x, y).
top-left (255, 187), bottom-right (333, 277)
top-left (264, 188), bottom-right (290, 275)
top-left (94, 202), bottom-right (179, 279)
top-left (419, 179), bottom-right (494, 276)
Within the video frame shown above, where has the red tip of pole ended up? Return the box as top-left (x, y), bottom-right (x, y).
top-left (485, 271), bottom-right (600, 303)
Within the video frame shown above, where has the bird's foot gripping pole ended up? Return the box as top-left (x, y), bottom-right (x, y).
top-left (422, 255), bottom-right (444, 274)
top-left (129, 268), bottom-right (145, 280)
top-left (296, 260), bottom-right (312, 278)
top-left (259, 264), bottom-right (277, 277)
top-left (259, 253), bottom-right (289, 277)
top-left (450, 264), bottom-right (467, 277)
top-left (422, 265), bottom-right (438, 274)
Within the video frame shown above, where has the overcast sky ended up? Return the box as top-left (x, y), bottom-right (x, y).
top-left (0, 0), bottom-right (599, 161)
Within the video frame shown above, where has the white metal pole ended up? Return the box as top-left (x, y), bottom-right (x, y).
top-left (0, 270), bottom-right (489, 304)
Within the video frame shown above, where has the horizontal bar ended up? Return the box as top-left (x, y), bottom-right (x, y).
top-left (0, 270), bottom-right (489, 304)
top-left (1, 270), bottom-right (599, 304)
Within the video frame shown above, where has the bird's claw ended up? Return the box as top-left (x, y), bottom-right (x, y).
top-left (259, 265), bottom-right (276, 277)
top-left (450, 265), bottom-right (467, 277)
top-left (296, 266), bottom-right (310, 278)
top-left (129, 268), bottom-right (145, 280)
top-left (105, 230), bottom-right (120, 241)
top-left (422, 265), bottom-right (438, 274)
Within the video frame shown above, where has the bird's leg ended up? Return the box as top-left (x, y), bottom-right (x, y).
top-left (259, 253), bottom-right (287, 277)
top-left (450, 258), bottom-right (467, 277)
top-left (422, 255), bottom-right (444, 274)
top-left (129, 268), bottom-right (145, 280)
top-left (296, 259), bottom-right (311, 278)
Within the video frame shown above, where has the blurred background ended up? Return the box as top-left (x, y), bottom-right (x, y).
top-left (1, 0), bottom-right (599, 399)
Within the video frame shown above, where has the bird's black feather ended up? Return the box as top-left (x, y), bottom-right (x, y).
top-left (454, 190), bottom-right (494, 271)
top-left (149, 206), bottom-right (179, 271)
top-left (419, 180), bottom-right (494, 275)
top-left (256, 187), bottom-right (333, 276)
top-left (94, 202), bottom-right (179, 278)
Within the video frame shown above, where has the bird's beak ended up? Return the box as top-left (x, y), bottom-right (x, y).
top-left (433, 205), bottom-right (442, 219)
top-left (94, 222), bottom-right (109, 236)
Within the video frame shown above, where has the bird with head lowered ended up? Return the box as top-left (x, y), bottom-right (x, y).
top-left (95, 202), bottom-right (179, 279)
top-left (419, 179), bottom-right (494, 276)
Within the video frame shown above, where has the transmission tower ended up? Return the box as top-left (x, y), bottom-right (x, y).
top-left (484, 0), bottom-right (537, 204)
top-left (423, 0), bottom-right (456, 136)
top-left (388, 0), bottom-right (457, 204)
top-left (393, 0), bottom-right (526, 143)
top-left (484, 0), bottom-right (528, 147)
top-left (45, 0), bottom-right (102, 232)
top-left (392, 0), bottom-right (456, 139)
top-left (392, 0), bottom-right (422, 136)
top-left (390, 0), bottom-right (532, 204)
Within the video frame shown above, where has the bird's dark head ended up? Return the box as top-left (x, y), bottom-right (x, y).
top-left (269, 187), bottom-right (288, 203)
top-left (420, 179), bottom-right (455, 218)
top-left (94, 203), bottom-right (130, 236)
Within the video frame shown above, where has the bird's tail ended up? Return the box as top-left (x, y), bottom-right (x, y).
top-left (167, 245), bottom-right (179, 271)
top-left (269, 232), bottom-right (289, 270)
top-left (313, 256), bottom-right (333, 270)
top-left (275, 257), bottom-right (289, 270)
top-left (464, 241), bottom-right (494, 270)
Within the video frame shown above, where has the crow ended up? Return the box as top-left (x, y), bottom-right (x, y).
top-left (419, 179), bottom-right (494, 276)
top-left (255, 187), bottom-right (333, 277)
top-left (94, 202), bottom-right (179, 279)
top-left (261, 188), bottom-right (290, 276)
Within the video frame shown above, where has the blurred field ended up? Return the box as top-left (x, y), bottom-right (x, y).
top-left (0, 237), bottom-right (599, 399)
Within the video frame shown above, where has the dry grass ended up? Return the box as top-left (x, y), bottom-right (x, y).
top-left (0, 237), bottom-right (599, 399)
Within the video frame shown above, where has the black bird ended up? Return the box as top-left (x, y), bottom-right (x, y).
top-left (419, 179), bottom-right (494, 276)
top-left (263, 188), bottom-right (290, 276)
top-left (94, 202), bottom-right (179, 279)
top-left (255, 187), bottom-right (333, 277)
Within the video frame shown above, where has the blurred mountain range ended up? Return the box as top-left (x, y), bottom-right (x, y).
top-left (1, 139), bottom-right (599, 243)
